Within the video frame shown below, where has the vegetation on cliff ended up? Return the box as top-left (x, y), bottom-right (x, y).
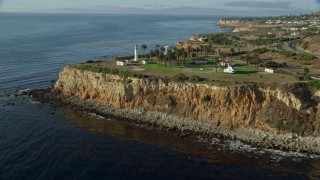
top-left (75, 64), bottom-right (149, 79)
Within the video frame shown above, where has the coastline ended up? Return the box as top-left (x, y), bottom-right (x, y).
top-left (19, 12), bottom-right (320, 155)
top-left (25, 88), bottom-right (320, 155)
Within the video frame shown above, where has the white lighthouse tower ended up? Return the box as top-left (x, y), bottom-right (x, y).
top-left (134, 45), bottom-right (138, 61)
top-left (164, 45), bottom-right (171, 55)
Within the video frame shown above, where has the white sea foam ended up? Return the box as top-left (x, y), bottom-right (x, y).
top-left (18, 88), bottom-right (31, 93)
top-left (87, 113), bottom-right (105, 120)
top-left (222, 139), bottom-right (319, 161)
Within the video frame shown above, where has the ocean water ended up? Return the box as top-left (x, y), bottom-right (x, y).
top-left (0, 12), bottom-right (320, 179)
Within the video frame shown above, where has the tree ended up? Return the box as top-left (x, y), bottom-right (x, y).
top-left (245, 55), bottom-right (251, 66)
top-left (165, 50), bottom-right (175, 66)
top-left (196, 46), bottom-right (200, 58)
top-left (230, 48), bottom-right (235, 61)
top-left (175, 49), bottom-right (182, 66)
top-left (199, 45), bottom-right (204, 55)
top-left (182, 50), bottom-right (188, 67)
top-left (145, 54), bottom-right (150, 60)
top-left (253, 54), bottom-right (260, 70)
top-left (141, 44), bottom-right (147, 57)
top-left (149, 50), bottom-right (155, 58)
top-left (158, 52), bottom-right (165, 65)
top-left (187, 46), bottom-right (192, 59)
top-left (214, 57), bottom-right (219, 73)
top-left (160, 47), bottom-right (165, 53)
top-left (211, 45), bottom-right (216, 56)
top-left (204, 45), bottom-right (211, 61)
top-left (154, 49), bottom-right (160, 57)
top-left (192, 53), bottom-right (197, 59)
top-left (304, 68), bottom-right (310, 76)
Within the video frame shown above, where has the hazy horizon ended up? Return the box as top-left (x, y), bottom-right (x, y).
top-left (1, 0), bottom-right (319, 16)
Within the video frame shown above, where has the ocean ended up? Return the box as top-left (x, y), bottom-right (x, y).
top-left (0, 12), bottom-right (319, 179)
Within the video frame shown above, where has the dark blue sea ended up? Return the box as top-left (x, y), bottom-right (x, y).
top-left (0, 12), bottom-right (319, 179)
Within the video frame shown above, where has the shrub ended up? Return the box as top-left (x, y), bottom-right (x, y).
top-left (189, 75), bottom-right (202, 82)
top-left (264, 61), bottom-right (286, 68)
top-left (202, 94), bottom-right (211, 102)
top-left (308, 80), bottom-right (320, 90)
top-left (125, 78), bottom-right (133, 84)
top-left (171, 73), bottom-right (188, 82)
top-left (75, 65), bottom-right (148, 79)
top-left (279, 50), bottom-right (296, 57)
top-left (302, 42), bottom-right (309, 50)
top-left (252, 48), bottom-right (268, 54)
top-left (299, 53), bottom-right (316, 61)
top-left (275, 120), bottom-right (284, 130)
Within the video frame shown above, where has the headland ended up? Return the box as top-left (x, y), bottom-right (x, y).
top-left (26, 12), bottom-right (320, 154)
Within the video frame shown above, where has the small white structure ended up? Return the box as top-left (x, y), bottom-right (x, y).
top-left (142, 60), bottom-right (148, 64)
top-left (164, 46), bottom-right (171, 55)
top-left (125, 60), bottom-right (131, 64)
top-left (134, 45), bottom-right (138, 61)
top-left (265, 68), bottom-right (275, 73)
top-left (117, 61), bottom-right (127, 66)
top-left (224, 64), bottom-right (237, 74)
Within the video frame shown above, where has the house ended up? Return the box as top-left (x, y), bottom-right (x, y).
top-left (117, 60), bottom-right (127, 66)
top-left (265, 68), bottom-right (275, 73)
top-left (219, 59), bottom-right (230, 66)
top-left (224, 64), bottom-right (237, 74)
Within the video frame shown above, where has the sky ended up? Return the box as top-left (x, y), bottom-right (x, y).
top-left (1, 0), bottom-right (320, 16)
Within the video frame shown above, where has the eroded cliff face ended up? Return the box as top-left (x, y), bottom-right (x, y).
top-left (53, 66), bottom-right (320, 135)
top-left (219, 20), bottom-right (273, 32)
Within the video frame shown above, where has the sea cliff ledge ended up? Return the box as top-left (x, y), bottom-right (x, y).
top-left (26, 65), bottom-right (320, 154)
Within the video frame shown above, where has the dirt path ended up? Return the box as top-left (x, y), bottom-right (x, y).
top-left (131, 65), bottom-right (145, 71)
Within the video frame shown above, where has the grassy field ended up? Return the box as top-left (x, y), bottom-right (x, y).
top-left (142, 61), bottom-right (183, 72)
top-left (233, 61), bottom-right (258, 75)
top-left (88, 58), bottom-right (299, 83)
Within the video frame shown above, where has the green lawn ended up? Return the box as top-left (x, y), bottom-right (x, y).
top-left (141, 59), bottom-right (257, 75)
top-left (234, 62), bottom-right (257, 74)
top-left (142, 62), bottom-right (182, 72)
top-left (192, 67), bottom-right (215, 72)
top-left (218, 61), bottom-right (258, 76)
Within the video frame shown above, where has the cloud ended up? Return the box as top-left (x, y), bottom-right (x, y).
top-left (225, 1), bottom-right (293, 9)
top-left (316, 0), bottom-right (320, 4)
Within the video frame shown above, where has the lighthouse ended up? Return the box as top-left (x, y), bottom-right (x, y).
top-left (164, 45), bottom-right (170, 55)
top-left (134, 45), bottom-right (138, 61)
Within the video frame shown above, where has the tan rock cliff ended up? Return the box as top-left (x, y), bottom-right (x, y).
top-left (53, 66), bottom-right (320, 136)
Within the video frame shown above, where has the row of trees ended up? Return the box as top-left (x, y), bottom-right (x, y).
top-left (145, 44), bottom-right (220, 67)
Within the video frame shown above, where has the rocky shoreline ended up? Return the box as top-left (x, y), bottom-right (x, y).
top-left (24, 88), bottom-right (320, 155)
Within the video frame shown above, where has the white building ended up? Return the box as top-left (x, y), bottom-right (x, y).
top-left (224, 64), bottom-right (237, 74)
top-left (117, 61), bottom-right (127, 66)
top-left (265, 68), bottom-right (275, 73)
top-left (142, 60), bottom-right (148, 64)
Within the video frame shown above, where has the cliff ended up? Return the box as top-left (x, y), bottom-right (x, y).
top-left (219, 19), bottom-right (273, 32)
top-left (53, 66), bottom-right (320, 136)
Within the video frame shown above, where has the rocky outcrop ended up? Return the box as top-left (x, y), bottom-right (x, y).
top-left (219, 19), bottom-right (273, 32)
top-left (299, 35), bottom-right (320, 54)
top-left (53, 66), bottom-right (320, 136)
top-left (233, 27), bottom-right (256, 32)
